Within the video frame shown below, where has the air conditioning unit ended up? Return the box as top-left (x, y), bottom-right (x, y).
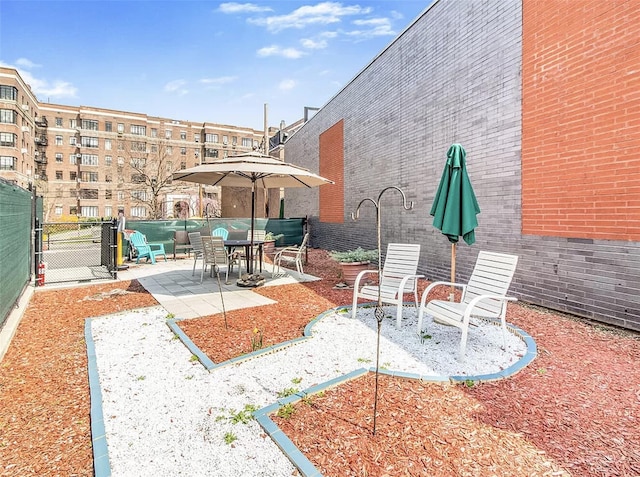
top-left (34, 151), bottom-right (39, 156)
top-left (21, 126), bottom-right (30, 132)
top-left (21, 104), bottom-right (29, 111)
top-left (21, 148), bottom-right (28, 154)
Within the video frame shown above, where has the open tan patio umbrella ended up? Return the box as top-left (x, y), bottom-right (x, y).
top-left (172, 151), bottom-right (333, 274)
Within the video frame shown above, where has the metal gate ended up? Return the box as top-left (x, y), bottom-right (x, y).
top-left (35, 220), bottom-right (118, 286)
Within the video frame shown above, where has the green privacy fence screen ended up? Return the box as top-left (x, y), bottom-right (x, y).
top-left (122, 217), bottom-right (306, 256)
top-left (0, 180), bottom-right (38, 328)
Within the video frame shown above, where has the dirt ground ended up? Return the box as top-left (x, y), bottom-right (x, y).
top-left (1, 249), bottom-right (638, 476)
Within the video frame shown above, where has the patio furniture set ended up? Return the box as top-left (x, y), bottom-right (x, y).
top-left (351, 243), bottom-right (519, 360)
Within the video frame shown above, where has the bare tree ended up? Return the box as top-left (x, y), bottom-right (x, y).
top-left (119, 138), bottom-right (190, 219)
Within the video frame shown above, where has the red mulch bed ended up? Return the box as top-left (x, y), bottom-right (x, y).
top-left (1, 250), bottom-right (638, 476)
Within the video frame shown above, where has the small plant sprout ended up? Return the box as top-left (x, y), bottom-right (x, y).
top-left (357, 357), bottom-right (372, 363)
top-left (229, 404), bottom-right (258, 424)
top-left (189, 355), bottom-right (199, 362)
top-left (136, 376), bottom-right (145, 381)
top-left (250, 327), bottom-right (263, 351)
top-left (465, 379), bottom-right (475, 388)
top-left (277, 387), bottom-right (299, 398)
top-left (223, 432), bottom-right (237, 445)
top-left (276, 403), bottom-right (296, 419)
top-left (419, 331), bottom-right (432, 343)
top-left (537, 367), bottom-right (547, 375)
top-left (166, 313), bottom-right (175, 319)
top-left (291, 377), bottom-right (302, 385)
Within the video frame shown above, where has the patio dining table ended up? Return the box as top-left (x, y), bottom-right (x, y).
top-left (223, 239), bottom-right (264, 275)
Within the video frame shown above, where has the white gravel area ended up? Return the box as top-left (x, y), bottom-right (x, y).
top-left (90, 304), bottom-right (528, 477)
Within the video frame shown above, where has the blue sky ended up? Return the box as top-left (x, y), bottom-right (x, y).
top-left (0, 1), bottom-right (429, 130)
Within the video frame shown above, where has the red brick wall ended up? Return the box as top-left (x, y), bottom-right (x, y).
top-left (522, 0), bottom-right (640, 240)
top-left (319, 120), bottom-right (344, 223)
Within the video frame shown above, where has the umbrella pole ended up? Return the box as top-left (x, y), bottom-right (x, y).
top-left (249, 182), bottom-right (256, 275)
top-left (450, 243), bottom-right (456, 301)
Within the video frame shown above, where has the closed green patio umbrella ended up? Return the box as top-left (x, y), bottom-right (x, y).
top-left (430, 144), bottom-right (480, 292)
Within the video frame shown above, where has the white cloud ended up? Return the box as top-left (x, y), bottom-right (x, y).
top-left (301, 38), bottom-right (327, 50)
top-left (164, 80), bottom-right (188, 96)
top-left (249, 1), bottom-right (370, 33)
top-left (348, 17), bottom-right (395, 37)
top-left (15, 58), bottom-right (40, 69)
top-left (278, 79), bottom-right (296, 91)
top-left (0, 61), bottom-right (77, 98)
top-left (199, 76), bottom-right (237, 85)
top-left (257, 45), bottom-right (305, 59)
top-left (218, 3), bottom-right (273, 14)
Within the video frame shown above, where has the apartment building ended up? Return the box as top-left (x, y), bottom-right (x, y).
top-left (0, 66), bottom-right (267, 221)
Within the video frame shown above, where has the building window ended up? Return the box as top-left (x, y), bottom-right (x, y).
top-left (80, 154), bottom-right (99, 166)
top-left (55, 117), bottom-right (63, 127)
top-left (222, 135), bottom-right (228, 145)
top-left (106, 190), bottom-right (113, 199)
top-left (151, 128), bottom-right (158, 138)
top-left (105, 139), bottom-right (112, 150)
top-left (165, 129), bottom-right (172, 139)
top-left (55, 206), bottom-right (63, 215)
top-left (104, 206), bottom-right (112, 217)
top-left (151, 144), bottom-right (158, 153)
top-left (131, 125), bottom-right (146, 136)
top-left (0, 85), bottom-right (17, 100)
top-left (180, 147), bottom-right (186, 155)
top-left (242, 137), bottom-right (252, 147)
top-left (80, 206), bottom-right (99, 217)
top-left (0, 133), bottom-right (17, 147)
top-left (180, 162), bottom-right (186, 170)
top-left (0, 156), bottom-right (16, 170)
top-left (167, 146), bottom-right (172, 155)
top-left (131, 141), bottom-right (146, 152)
top-left (81, 119), bottom-right (99, 130)
top-left (180, 131), bottom-right (187, 140)
top-left (117, 123), bottom-right (124, 133)
top-left (55, 153), bottom-right (63, 163)
top-left (105, 174), bottom-right (112, 182)
top-left (81, 171), bottom-right (98, 182)
top-left (131, 190), bottom-right (147, 201)
top-left (54, 135), bottom-right (63, 146)
top-left (81, 136), bottom-right (99, 148)
top-left (105, 155), bottom-right (112, 166)
top-left (70, 136), bottom-right (77, 146)
top-left (105, 121), bottom-right (112, 132)
top-left (70, 171), bottom-right (77, 181)
top-left (80, 189), bottom-right (98, 199)
top-left (130, 207), bottom-right (147, 218)
top-left (231, 136), bottom-right (237, 146)
top-left (69, 119), bottom-right (77, 129)
top-left (131, 174), bottom-right (146, 183)
top-left (55, 188), bottom-right (63, 198)
top-left (205, 148), bottom-right (219, 158)
top-left (194, 133), bottom-right (200, 143)
top-left (205, 133), bottom-right (218, 143)
top-left (117, 156), bottom-right (124, 165)
top-left (117, 191), bottom-right (124, 200)
top-left (130, 157), bottom-right (146, 168)
top-left (0, 109), bottom-right (16, 124)
top-left (55, 170), bottom-right (63, 180)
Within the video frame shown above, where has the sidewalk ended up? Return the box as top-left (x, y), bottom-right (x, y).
top-left (116, 256), bottom-right (320, 319)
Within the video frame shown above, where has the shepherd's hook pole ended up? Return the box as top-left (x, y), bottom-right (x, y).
top-left (351, 186), bottom-right (414, 435)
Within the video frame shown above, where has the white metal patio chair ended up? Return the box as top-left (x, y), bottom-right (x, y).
top-left (351, 243), bottom-right (423, 329)
top-left (274, 232), bottom-right (309, 276)
top-left (417, 251), bottom-right (519, 359)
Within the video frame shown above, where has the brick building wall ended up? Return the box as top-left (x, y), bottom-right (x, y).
top-left (284, 0), bottom-right (640, 330)
top-left (522, 0), bottom-right (640, 240)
